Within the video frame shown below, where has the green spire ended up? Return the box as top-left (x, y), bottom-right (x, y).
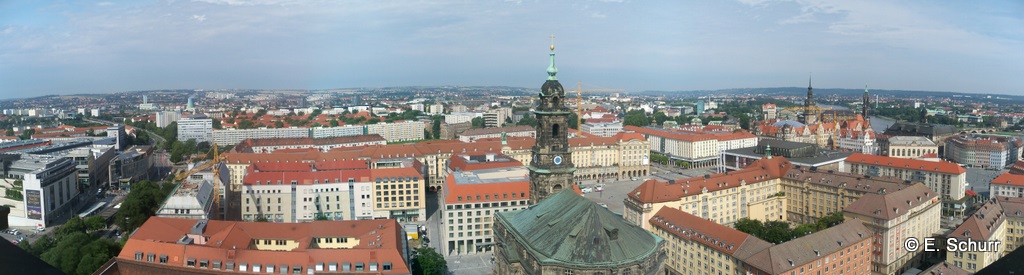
top-left (765, 144), bottom-right (772, 159)
top-left (547, 35), bottom-right (558, 80)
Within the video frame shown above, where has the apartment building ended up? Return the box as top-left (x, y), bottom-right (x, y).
top-left (991, 172), bottom-right (1024, 198)
top-left (762, 103), bottom-right (777, 120)
top-left (843, 183), bottom-right (941, 275)
top-left (457, 125), bottom-right (534, 143)
top-left (440, 153), bottom-right (530, 255)
top-left (945, 134), bottom-right (1023, 169)
top-left (445, 112), bottom-right (482, 125)
top-left (580, 121), bottom-right (623, 137)
top-left (366, 121), bottom-right (426, 142)
top-left (946, 200), bottom-right (1006, 272)
top-left (781, 167), bottom-right (908, 223)
top-left (233, 135), bottom-right (386, 153)
top-left (845, 153), bottom-right (967, 201)
top-left (213, 127), bottom-right (308, 146)
top-left (177, 115), bottom-right (213, 143)
top-left (624, 156), bottom-right (790, 230)
top-left (371, 166), bottom-right (425, 222)
top-left (649, 207), bottom-right (772, 275)
top-left (239, 166), bottom-right (368, 222)
top-left (884, 136), bottom-right (938, 159)
top-left (108, 218), bottom-right (409, 274)
top-left (154, 110), bottom-right (181, 128)
top-left (310, 125), bottom-right (364, 139)
top-left (998, 196), bottom-right (1024, 257)
top-left (742, 220), bottom-right (873, 275)
top-left (626, 125), bottom-right (757, 169)
top-left (649, 206), bottom-right (873, 275)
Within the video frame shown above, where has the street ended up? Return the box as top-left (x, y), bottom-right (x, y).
top-left (579, 164), bottom-right (718, 214)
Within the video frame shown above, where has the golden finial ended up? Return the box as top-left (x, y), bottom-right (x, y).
top-left (550, 34), bottom-right (555, 51)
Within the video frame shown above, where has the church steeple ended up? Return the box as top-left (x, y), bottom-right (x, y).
top-left (803, 74), bottom-right (817, 125)
top-left (862, 84), bottom-right (871, 119)
top-left (547, 35), bottom-right (558, 81)
top-left (529, 36), bottom-right (575, 204)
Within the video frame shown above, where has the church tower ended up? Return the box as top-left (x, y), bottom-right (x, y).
top-left (862, 85), bottom-right (870, 119)
top-left (804, 76), bottom-right (818, 125)
top-left (528, 37), bottom-right (576, 204)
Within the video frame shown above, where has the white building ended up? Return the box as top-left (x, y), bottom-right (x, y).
top-left (445, 112), bottom-right (482, 125)
top-left (4, 155), bottom-right (79, 228)
top-left (212, 127), bottom-right (308, 146)
top-left (429, 104), bottom-right (444, 115)
top-left (155, 111), bottom-right (181, 128)
top-left (156, 179), bottom-right (215, 220)
top-left (366, 121), bottom-right (425, 142)
top-left (409, 104), bottom-right (424, 112)
top-left (991, 172), bottom-right (1024, 198)
top-left (177, 115), bottom-right (213, 144)
top-left (580, 122), bottom-right (623, 137)
top-left (310, 125), bottom-right (364, 139)
top-left (440, 153), bottom-right (530, 255)
top-left (458, 126), bottom-right (535, 143)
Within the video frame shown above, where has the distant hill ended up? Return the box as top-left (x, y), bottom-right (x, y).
top-left (637, 87), bottom-right (1024, 103)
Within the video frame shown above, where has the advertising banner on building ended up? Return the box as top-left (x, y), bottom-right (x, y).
top-left (26, 190), bottom-right (42, 220)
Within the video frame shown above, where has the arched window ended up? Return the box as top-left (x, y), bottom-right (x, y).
top-left (553, 124), bottom-right (560, 137)
top-left (552, 184), bottom-right (563, 193)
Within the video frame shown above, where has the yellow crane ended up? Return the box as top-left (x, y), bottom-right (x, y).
top-left (573, 82), bottom-right (584, 128)
top-left (175, 144), bottom-right (226, 219)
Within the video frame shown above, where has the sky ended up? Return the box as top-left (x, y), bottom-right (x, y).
top-left (1, 0), bottom-right (1022, 98)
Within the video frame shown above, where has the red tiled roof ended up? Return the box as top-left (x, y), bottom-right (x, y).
top-left (443, 174), bottom-right (529, 204)
top-left (949, 201), bottom-right (1005, 242)
top-left (628, 157), bottom-right (792, 203)
top-left (119, 217), bottom-right (409, 274)
top-left (992, 172), bottom-right (1024, 187)
top-left (846, 153), bottom-right (966, 174)
top-left (650, 207), bottom-right (772, 257)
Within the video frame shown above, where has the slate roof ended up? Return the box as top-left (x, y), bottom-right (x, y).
top-left (843, 183), bottom-right (938, 220)
top-left (495, 189), bottom-right (663, 267)
top-left (742, 220), bottom-right (871, 274)
top-left (949, 200), bottom-right (1005, 242)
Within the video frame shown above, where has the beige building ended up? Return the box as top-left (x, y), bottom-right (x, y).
top-left (998, 196), bottom-right (1024, 257)
top-left (366, 120), bottom-right (426, 142)
top-left (570, 132), bottom-right (651, 182)
top-left (845, 153), bottom-right (967, 201)
top-left (946, 200), bottom-right (1006, 272)
top-left (649, 206), bottom-right (772, 275)
top-left (885, 136), bottom-right (939, 158)
top-left (843, 183), bottom-right (941, 275)
top-left (624, 156), bottom-right (790, 230)
top-left (781, 167), bottom-right (907, 223)
top-left (240, 161), bottom-right (375, 222)
top-left (626, 125), bottom-right (757, 169)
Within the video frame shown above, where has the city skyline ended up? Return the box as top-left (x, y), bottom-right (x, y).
top-left (1, 0), bottom-right (1022, 99)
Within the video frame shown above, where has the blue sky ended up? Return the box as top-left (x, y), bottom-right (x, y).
top-left (1, 0), bottom-right (1022, 98)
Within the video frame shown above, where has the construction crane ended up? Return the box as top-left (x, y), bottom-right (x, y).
top-left (572, 82), bottom-right (584, 128)
top-left (174, 144), bottom-right (226, 219)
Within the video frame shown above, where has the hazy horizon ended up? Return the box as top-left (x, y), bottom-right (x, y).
top-left (2, 0), bottom-right (1022, 99)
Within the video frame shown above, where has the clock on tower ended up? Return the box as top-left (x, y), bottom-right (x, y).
top-left (528, 36), bottom-right (576, 204)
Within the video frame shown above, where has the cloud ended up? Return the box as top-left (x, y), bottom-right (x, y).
top-left (190, 0), bottom-right (301, 6)
top-left (590, 11), bottom-right (607, 18)
top-left (96, 2), bottom-right (114, 6)
top-left (192, 14), bottom-right (207, 22)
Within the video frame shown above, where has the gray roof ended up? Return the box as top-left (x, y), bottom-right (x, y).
top-left (724, 147), bottom-right (851, 167)
top-left (771, 120), bottom-right (805, 128)
top-left (843, 183), bottom-right (937, 220)
top-left (495, 189), bottom-right (663, 267)
top-left (884, 122), bottom-right (957, 137)
top-left (887, 136), bottom-right (937, 146)
top-left (742, 220), bottom-right (872, 274)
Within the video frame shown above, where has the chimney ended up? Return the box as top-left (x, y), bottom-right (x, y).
top-left (228, 246), bottom-right (236, 259)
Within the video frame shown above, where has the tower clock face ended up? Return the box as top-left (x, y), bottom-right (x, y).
top-left (553, 156), bottom-right (563, 165)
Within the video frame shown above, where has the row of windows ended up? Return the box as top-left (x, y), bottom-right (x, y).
top-left (457, 192), bottom-right (526, 202)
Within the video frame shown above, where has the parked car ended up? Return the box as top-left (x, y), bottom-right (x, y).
top-left (581, 187), bottom-right (593, 194)
top-left (595, 185), bottom-right (604, 192)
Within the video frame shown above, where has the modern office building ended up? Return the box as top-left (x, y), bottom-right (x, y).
top-left (154, 111), bottom-right (181, 128)
top-left (721, 139), bottom-right (851, 173)
top-left (627, 125), bottom-right (758, 169)
top-left (107, 124), bottom-right (127, 150)
top-left (580, 121), bottom-right (624, 137)
top-left (232, 135), bottom-right (386, 153)
top-left (3, 155), bottom-right (78, 227)
top-left (213, 127), bottom-right (308, 146)
top-left (177, 115), bottom-right (213, 144)
top-left (365, 121), bottom-right (425, 142)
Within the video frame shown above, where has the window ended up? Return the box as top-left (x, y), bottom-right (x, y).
top-left (199, 260), bottom-right (209, 268)
top-left (135, 252), bottom-right (143, 261)
top-left (356, 262), bottom-right (365, 271)
top-left (147, 254), bottom-right (155, 262)
top-left (159, 255), bottom-right (169, 264)
top-left (213, 261), bottom-right (222, 269)
top-left (383, 262), bottom-right (392, 271)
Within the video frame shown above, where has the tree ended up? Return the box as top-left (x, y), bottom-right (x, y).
top-left (516, 115), bottom-right (538, 127)
top-left (412, 247), bottom-right (448, 275)
top-left (623, 110), bottom-right (650, 127)
top-left (471, 117), bottom-right (485, 129)
top-left (815, 212), bottom-right (845, 229)
top-left (18, 128), bottom-right (35, 140)
top-left (733, 218), bottom-right (764, 237)
top-left (431, 118), bottom-right (441, 139)
top-left (568, 113), bottom-right (582, 129)
top-left (116, 180), bottom-right (172, 233)
top-left (212, 118), bottom-right (222, 129)
top-left (762, 221), bottom-right (792, 244)
top-left (367, 118), bottom-right (381, 125)
top-left (329, 119), bottom-right (339, 127)
top-left (739, 114), bottom-right (751, 130)
top-left (5, 128), bottom-right (13, 136)
top-left (653, 111), bottom-right (669, 126)
top-left (274, 120), bottom-right (285, 128)
top-left (84, 216), bottom-right (106, 232)
top-left (256, 215), bottom-right (270, 222)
